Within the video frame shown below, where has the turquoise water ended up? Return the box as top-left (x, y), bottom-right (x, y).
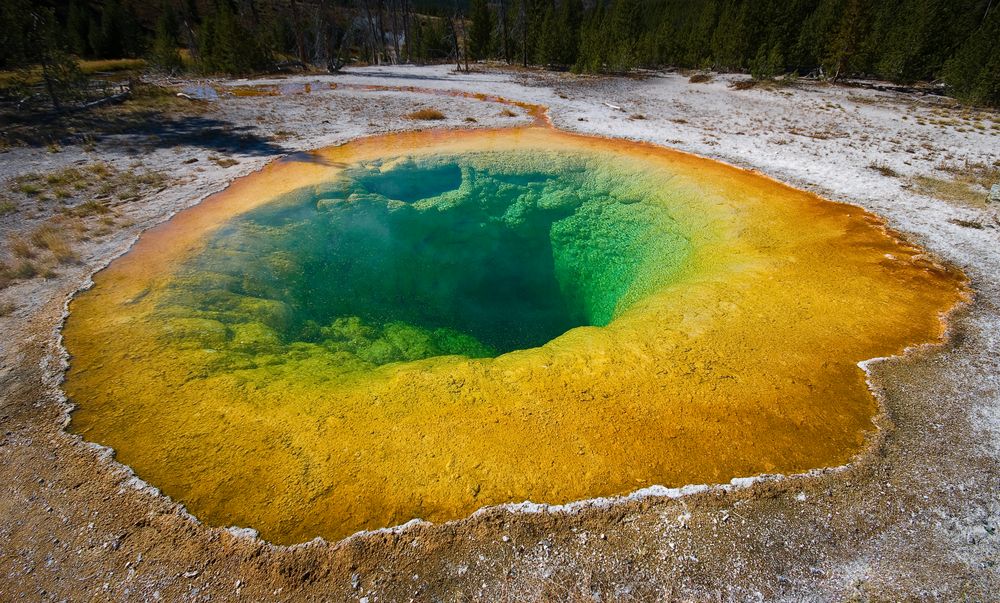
top-left (156, 151), bottom-right (693, 368)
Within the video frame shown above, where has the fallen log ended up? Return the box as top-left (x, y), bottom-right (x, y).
top-left (77, 90), bottom-right (131, 111)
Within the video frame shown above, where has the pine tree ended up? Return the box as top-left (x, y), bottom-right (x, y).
top-left (558, 0), bottom-right (584, 67)
top-left (0, 2), bottom-right (85, 109)
top-left (197, 1), bottom-right (272, 75)
top-left (606, 0), bottom-right (641, 72)
top-left (711, 0), bottom-right (749, 70)
top-left (94, 0), bottom-right (126, 58)
top-left (686, 0), bottom-right (718, 67)
top-left (537, 4), bottom-right (558, 66)
top-left (574, 1), bottom-right (607, 73)
top-left (943, 3), bottom-right (1000, 105)
top-left (823, 0), bottom-right (865, 81)
top-left (150, 5), bottom-right (183, 72)
top-left (67, 0), bottom-right (92, 57)
top-left (469, 0), bottom-right (493, 61)
top-left (750, 41), bottom-right (783, 80)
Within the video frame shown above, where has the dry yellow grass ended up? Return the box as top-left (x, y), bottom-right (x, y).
top-left (66, 200), bottom-right (110, 217)
top-left (913, 160), bottom-right (1000, 206)
top-left (406, 108), bottom-right (446, 120)
top-left (11, 238), bottom-right (34, 258)
top-left (78, 58), bottom-right (146, 74)
top-left (30, 223), bottom-right (76, 263)
top-left (0, 58), bottom-right (144, 89)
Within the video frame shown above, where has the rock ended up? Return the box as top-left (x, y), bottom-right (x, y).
top-left (988, 183), bottom-right (1000, 204)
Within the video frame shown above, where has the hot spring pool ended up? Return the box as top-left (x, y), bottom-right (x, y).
top-left (63, 128), bottom-right (966, 543)
top-left (161, 150), bottom-right (692, 365)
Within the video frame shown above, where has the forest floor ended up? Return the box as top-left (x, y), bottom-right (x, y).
top-left (0, 65), bottom-right (998, 602)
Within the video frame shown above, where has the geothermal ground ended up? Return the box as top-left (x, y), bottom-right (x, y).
top-left (0, 66), bottom-right (998, 601)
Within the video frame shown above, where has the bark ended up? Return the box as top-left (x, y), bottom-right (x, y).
top-left (499, 0), bottom-right (511, 64)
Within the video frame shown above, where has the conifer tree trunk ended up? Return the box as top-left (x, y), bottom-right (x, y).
top-left (519, 0), bottom-right (527, 67)
top-left (291, 1), bottom-right (307, 65)
top-left (499, 0), bottom-right (511, 64)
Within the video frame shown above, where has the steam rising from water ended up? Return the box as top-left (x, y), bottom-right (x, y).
top-left (158, 151), bottom-right (691, 370)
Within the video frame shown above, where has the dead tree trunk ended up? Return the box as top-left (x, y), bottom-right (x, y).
top-left (291, 1), bottom-right (308, 65)
top-left (402, 0), bottom-right (412, 63)
top-left (449, 13), bottom-right (463, 71)
top-left (389, 0), bottom-right (402, 64)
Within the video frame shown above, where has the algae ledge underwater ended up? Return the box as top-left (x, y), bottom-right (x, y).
top-left (61, 127), bottom-right (968, 545)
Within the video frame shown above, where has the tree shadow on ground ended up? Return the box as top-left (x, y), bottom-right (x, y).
top-left (0, 102), bottom-right (289, 156)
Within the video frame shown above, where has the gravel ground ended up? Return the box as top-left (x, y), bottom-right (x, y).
top-left (0, 65), bottom-right (997, 602)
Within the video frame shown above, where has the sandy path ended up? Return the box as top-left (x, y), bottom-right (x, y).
top-left (0, 65), bottom-right (997, 601)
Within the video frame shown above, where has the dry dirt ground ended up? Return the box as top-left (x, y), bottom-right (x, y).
top-left (0, 66), bottom-right (998, 602)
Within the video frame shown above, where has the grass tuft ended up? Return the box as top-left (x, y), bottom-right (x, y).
top-left (30, 223), bottom-right (77, 263)
top-left (406, 108), bottom-right (446, 121)
top-left (949, 218), bottom-right (984, 229)
top-left (210, 156), bottom-right (239, 168)
top-left (11, 238), bottom-right (34, 258)
top-left (12, 261), bottom-right (37, 279)
top-left (869, 161), bottom-right (900, 178)
top-left (66, 200), bottom-right (110, 217)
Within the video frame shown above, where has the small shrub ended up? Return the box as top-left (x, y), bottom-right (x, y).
top-left (406, 108), bottom-right (446, 121)
top-left (689, 73), bottom-right (712, 84)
